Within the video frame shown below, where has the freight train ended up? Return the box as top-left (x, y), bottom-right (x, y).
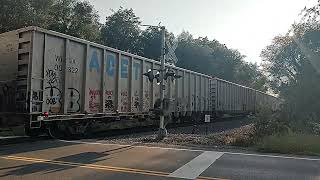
top-left (0, 27), bottom-right (281, 137)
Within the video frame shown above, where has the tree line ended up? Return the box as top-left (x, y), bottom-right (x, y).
top-left (0, 0), bottom-right (267, 92)
top-left (260, 2), bottom-right (320, 134)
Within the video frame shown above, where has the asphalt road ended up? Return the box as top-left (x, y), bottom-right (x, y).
top-left (0, 139), bottom-right (319, 180)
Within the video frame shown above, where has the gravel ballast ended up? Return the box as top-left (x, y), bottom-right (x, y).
top-left (98, 117), bottom-right (255, 148)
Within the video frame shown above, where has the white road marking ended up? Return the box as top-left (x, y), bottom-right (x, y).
top-left (168, 151), bottom-right (224, 179)
top-left (57, 139), bottom-right (320, 161)
top-left (226, 152), bottom-right (320, 161)
top-left (58, 139), bottom-right (203, 152)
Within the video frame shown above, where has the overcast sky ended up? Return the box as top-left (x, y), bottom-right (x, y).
top-left (89, 0), bottom-right (316, 64)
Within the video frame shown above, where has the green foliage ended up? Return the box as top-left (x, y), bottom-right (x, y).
top-left (50, 0), bottom-right (101, 42)
top-left (261, 1), bottom-right (320, 133)
top-left (176, 33), bottom-right (267, 89)
top-left (256, 134), bottom-right (320, 156)
top-left (139, 27), bottom-right (175, 60)
top-left (262, 29), bottom-right (320, 129)
top-left (253, 107), bottom-right (290, 137)
top-left (176, 34), bottom-right (242, 81)
top-left (101, 7), bottom-right (142, 54)
top-left (234, 62), bottom-right (268, 91)
top-left (139, 27), bottom-right (162, 60)
top-left (0, 0), bottom-right (101, 42)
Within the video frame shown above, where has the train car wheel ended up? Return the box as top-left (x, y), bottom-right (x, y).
top-left (48, 123), bottom-right (65, 139)
top-left (25, 126), bottom-right (43, 137)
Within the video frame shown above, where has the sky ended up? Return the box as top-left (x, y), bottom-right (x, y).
top-left (88, 0), bottom-right (317, 64)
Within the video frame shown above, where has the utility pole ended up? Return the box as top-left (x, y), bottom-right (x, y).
top-left (158, 26), bottom-right (167, 139)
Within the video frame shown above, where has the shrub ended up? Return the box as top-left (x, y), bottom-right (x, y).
top-left (253, 107), bottom-right (291, 137)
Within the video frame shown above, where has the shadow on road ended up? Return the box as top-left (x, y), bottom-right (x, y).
top-left (0, 140), bottom-right (75, 156)
top-left (0, 151), bottom-right (108, 177)
top-left (0, 139), bottom-right (140, 178)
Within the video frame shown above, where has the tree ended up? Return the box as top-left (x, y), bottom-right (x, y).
top-left (234, 62), bottom-right (268, 92)
top-left (175, 31), bottom-right (265, 90)
top-left (47, 0), bottom-right (101, 42)
top-left (261, 22), bottom-right (320, 131)
top-left (139, 27), bottom-right (162, 60)
top-left (101, 7), bottom-right (142, 54)
top-left (0, 0), bottom-right (101, 42)
top-left (139, 27), bottom-right (175, 60)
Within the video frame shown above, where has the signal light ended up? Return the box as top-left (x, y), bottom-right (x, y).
top-left (44, 112), bottom-right (49, 118)
top-left (174, 74), bottom-right (182, 79)
top-left (164, 71), bottom-right (182, 80)
top-left (143, 69), bottom-right (154, 82)
top-left (155, 71), bottom-right (161, 84)
top-left (143, 68), bottom-right (182, 84)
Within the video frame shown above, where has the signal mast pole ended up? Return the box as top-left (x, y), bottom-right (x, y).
top-left (158, 26), bottom-right (167, 138)
top-left (141, 24), bottom-right (169, 139)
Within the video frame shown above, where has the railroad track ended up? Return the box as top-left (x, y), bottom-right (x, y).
top-left (60, 115), bottom-right (250, 140)
top-left (1, 115), bottom-right (250, 145)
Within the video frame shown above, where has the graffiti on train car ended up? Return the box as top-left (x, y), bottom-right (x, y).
top-left (68, 88), bottom-right (80, 113)
top-left (32, 91), bottom-right (40, 100)
top-left (105, 90), bottom-right (114, 111)
top-left (88, 51), bottom-right (102, 113)
top-left (120, 90), bottom-right (129, 112)
top-left (54, 54), bottom-right (64, 71)
top-left (67, 58), bottom-right (79, 73)
top-left (90, 52), bottom-right (130, 77)
top-left (132, 61), bottom-right (141, 112)
top-left (106, 54), bottom-right (116, 77)
top-left (89, 88), bottom-right (101, 112)
top-left (45, 68), bottom-right (62, 113)
top-left (0, 83), bottom-right (15, 112)
top-left (67, 55), bottom-right (81, 113)
top-left (143, 90), bottom-right (150, 111)
top-left (132, 90), bottom-right (140, 111)
top-left (89, 51), bottom-right (100, 73)
top-left (32, 90), bottom-right (42, 112)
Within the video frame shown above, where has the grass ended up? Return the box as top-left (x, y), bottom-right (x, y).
top-left (255, 134), bottom-right (320, 156)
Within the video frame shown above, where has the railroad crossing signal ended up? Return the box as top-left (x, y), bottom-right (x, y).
top-left (165, 39), bottom-right (178, 64)
top-left (143, 69), bottom-right (161, 84)
top-left (143, 69), bottom-right (181, 83)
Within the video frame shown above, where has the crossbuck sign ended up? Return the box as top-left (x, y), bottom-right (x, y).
top-left (165, 39), bottom-right (178, 64)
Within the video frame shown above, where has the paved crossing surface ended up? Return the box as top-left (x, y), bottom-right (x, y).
top-left (0, 139), bottom-right (319, 180)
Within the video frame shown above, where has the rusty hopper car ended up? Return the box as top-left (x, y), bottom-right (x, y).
top-left (0, 27), bottom-right (211, 137)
